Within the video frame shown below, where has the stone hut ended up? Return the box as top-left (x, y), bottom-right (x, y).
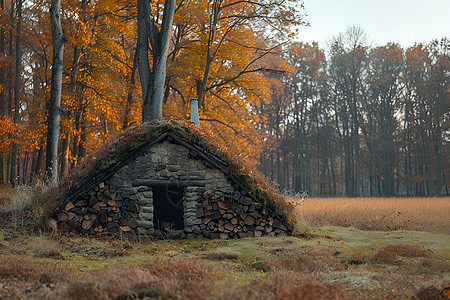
top-left (54, 120), bottom-right (292, 239)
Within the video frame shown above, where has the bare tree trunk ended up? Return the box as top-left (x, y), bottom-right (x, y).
top-left (10, 0), bottom-right (22, 186)
top-left (0, 0), bottom-right (4, 184)
top-left (46, 0), bottom-right (67, 183)
top-left (59, 132), bottom-right (70, 179)
top-left (123, 46), bottom-right (138, 129)
top-left (137, 0), bottom-right (175, 122)
top-left (0, 0), bottom-right (5, 115)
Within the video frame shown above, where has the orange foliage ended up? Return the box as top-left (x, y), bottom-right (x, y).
top-left (0, 0), bottom-right (302, 182)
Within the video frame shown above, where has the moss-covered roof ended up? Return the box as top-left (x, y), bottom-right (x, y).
top-left (55, 119), bottom-right (293, 228)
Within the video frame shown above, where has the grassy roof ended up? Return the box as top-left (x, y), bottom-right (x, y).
top-left (56, 119), bottom-right (294, 222)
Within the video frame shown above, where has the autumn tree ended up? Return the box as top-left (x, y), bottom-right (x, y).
top-left (162, 0), bottom-right (304, 160)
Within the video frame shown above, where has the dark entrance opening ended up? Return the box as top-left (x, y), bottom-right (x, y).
top-left (152, 185), bottom-right (184, 231)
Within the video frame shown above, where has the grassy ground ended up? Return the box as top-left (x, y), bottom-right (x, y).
top-left (0, 195), bottom-right (449, 299)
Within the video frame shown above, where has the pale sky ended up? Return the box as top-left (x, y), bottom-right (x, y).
top-left (297, 0), bottom-right (450, 48)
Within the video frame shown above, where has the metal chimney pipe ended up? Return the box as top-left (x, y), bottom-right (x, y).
top-left (190, 98), bottom-right (199, 124)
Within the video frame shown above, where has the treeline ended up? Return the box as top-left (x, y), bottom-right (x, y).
top-left (0, 0), bottom-right (448, 198)
top-left (259, 26), bottom-right (449, 197)
top-left (0, 0), bottom-right (302, 185)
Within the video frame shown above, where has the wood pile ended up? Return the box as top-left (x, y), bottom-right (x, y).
top-left (57, 182), bottom-right (138, 235)
top-left (200, 192), bottom-right (288, 239)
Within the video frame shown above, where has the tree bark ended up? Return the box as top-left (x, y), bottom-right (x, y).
top-left (0, 0), bottom-right (5, 114)
top-left (137, 0), bottom-right (176, 122)
top-left (0, 0), bottom-right (4, 183)
top-left (46, 0), bottom-right (67, 183)
top-left (123, 45), bottom-right (138, 129)
top-left (59, 132), bottom-right (70, 179)
top-left (10, 0), bottom-right (22, 186)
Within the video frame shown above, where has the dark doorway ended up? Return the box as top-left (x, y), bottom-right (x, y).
top-left (152, 185), bottom-right (184, 231)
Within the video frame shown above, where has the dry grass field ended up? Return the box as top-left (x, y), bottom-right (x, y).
top-left (0, 191), bottom-right (449, 299)
top-left (295, 197), bottom-right (450, 234)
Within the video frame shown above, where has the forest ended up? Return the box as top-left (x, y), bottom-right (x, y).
top-left (0, 0), bottom-right (448, 197)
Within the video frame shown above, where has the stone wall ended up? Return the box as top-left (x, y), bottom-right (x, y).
top-left (57, 139), bottom-right (289, 238)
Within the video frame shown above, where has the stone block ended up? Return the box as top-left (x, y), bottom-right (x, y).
top-left (151, 154), bottom-right (163, 163)
top-left (139, 212), bottom-right (154, 221)
top-left (184, 201), bottom-right (198, 210)
top-left (137, 220), bottom-right (153, 229)
top-left (140, 206), bottom-right (154, 213)
top-left (139, 197), bottom-right (153, 206)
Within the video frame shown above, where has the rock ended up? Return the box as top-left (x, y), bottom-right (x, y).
top-left (254, 230), bottom-right (262, 237)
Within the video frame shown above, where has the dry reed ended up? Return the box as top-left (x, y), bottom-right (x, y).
top-left (294, 197), bottom-right (449, 233)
